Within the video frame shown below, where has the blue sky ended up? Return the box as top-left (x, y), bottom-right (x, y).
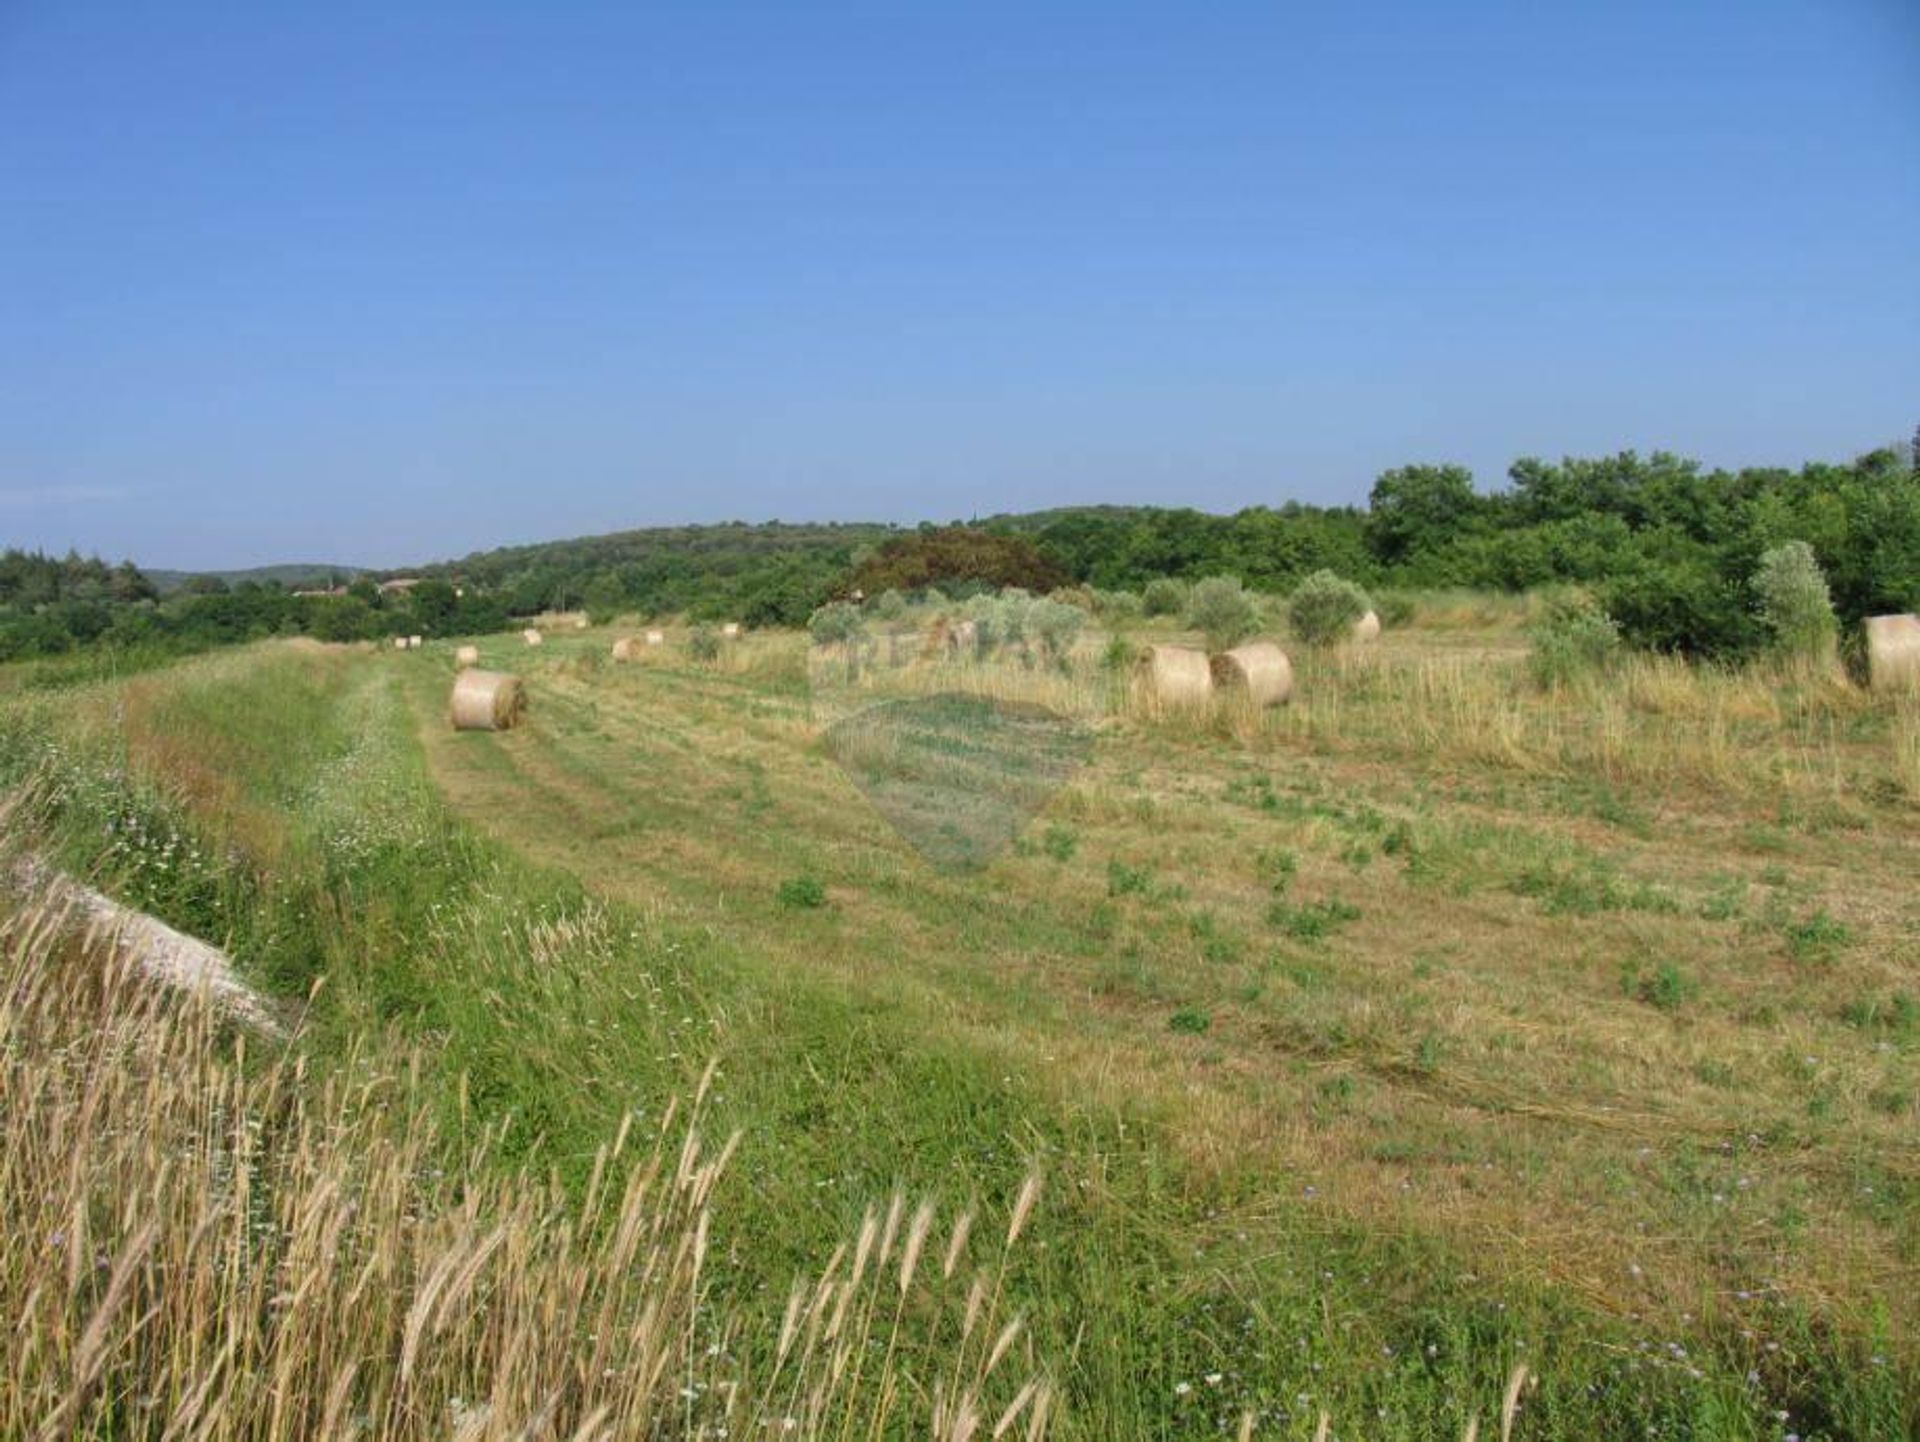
top-left (3, 2), bottom-right (1917, 569)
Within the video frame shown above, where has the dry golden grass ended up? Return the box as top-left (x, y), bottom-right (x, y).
top-left (0, 858), bottom-right (1052, 1441)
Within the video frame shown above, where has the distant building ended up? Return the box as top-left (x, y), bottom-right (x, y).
top-left (377, 577), bottom-right (421, 594)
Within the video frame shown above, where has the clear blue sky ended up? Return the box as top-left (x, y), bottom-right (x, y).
top-left (3, 2), bottom-right (1917, 570)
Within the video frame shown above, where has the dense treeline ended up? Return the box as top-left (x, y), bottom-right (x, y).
top-left (3, 443), bottom-right (1914, 665)
top-left (1359, 448), bottom-right (1919, 655)
top-left (1001, 446), bottom-right (1919, 656)
top-left (0, 571), bottom-right (509, 665)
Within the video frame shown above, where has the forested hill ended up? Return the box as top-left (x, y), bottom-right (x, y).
top-left (144, 564), bottom-right (366, 595)
top-left (415, 520), bottom-right (901, 624)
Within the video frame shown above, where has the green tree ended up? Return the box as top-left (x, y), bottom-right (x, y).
top-left (1140, 577), bottom-right (1187, 617)
top-left (1366, 464), bottom-right (1480, 565)
top-left (843, 527), bottom-right (1065, 597)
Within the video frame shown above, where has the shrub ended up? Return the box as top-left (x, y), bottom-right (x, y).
top-left (965, 590), bottom-right (1036, 659)
top-left (1185, 575), bottom-right (1259, 651)
top-left (808, 601), bottom-right (865, 648)
top-left (869, 589), bottom-right (909, 620)
top-left (1603, 561), bottom-right (1761, 659)
top-left (687, 625), bottom-right (721, 662)
top-left (1526, 593), bottom-right (1622, 688)
top-left (1377, 593), bottom-right (1417, 629)
top-left (1752, 541), bottom-right (1837, 664)
top-left (1094, 589), bottom-right (1142, 625)
top-left (1287, 570), bottom-right (1373, 646)
top-left (1140, 577), bottom-right (1188, 618)
top-left (1100, 634), bottom-right (1136, 672)
top-left (1047, 585), bottom-right (1097, 612)
top-left (776, 875), bottom-right (827, 909)
top-left (1028, 598), bottom-right (1087, 667)
top-left (1168, 1007), bottom-right (1210, 1035)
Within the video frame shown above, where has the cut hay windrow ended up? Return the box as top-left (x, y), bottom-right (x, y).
top-left (1352, 610), bottom-right (1381, 644)
top-left (454, 644), bottom-right (480, 669)
top-left (1865, 613), bottom-right (1920, 692)
top-left (450, 669), bottom-right (527, 731)
top-left (1209, 641), bottom-right (1293, 707)
top-left (1136, 644), bottom-right (1212, 708)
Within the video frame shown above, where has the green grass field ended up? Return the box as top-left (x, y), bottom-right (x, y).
top-left (3, 605), bottom-right (1915, 1439)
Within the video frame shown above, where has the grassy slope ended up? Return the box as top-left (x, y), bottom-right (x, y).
top-left (3, 617), bottom-right (1915, 1439)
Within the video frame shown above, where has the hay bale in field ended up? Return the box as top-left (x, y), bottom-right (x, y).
top-left (947, 618), bottom-right (977, 656)
top-left (611, 636), bottom-right (636, 661)
top-left (646, 629), bottom-right (665, 646)
top-left (1209, 642), bottom-right (1293, 706)
top-left (454, 644), bottom-right (480, 669)
top-left (1136, 644), bottom-right (1212, 707)
top-left (721, 621), bottom-right (741, 638)
top-left (450, 669), bottom-right (527, 731)
top-left (1351, 610), bottom-right (1381, 644)
top-left (575, 616), bottom-right (589, 630)
top-left (1865, 613), bottom-right (1920, 692)
top-left (407, 635), bottom-right (423, 649)
top-left (392, 636), bottom-right (408, 651)
top-left (522, 628), bottom-right (544, 647)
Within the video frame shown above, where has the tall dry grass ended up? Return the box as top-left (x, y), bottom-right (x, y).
top-left (0, 867), bottom-right (1053, 1441)
top-left (1240, 648), bottom-right (1907, 802)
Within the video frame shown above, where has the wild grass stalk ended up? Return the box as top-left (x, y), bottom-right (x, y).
top-left (0, 867), bottom-right (1052, 1441)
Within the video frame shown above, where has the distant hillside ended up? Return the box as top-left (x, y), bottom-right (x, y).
top-left (412, 520), bottom-right (906, 623)
top-left (145, 563), bottom-right (366, 595)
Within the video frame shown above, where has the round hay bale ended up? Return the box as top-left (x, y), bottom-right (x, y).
top-left (611, 637), bottom-right (636, 661)
top-left (721, 622), bottom-right (741, 638)
top-left (1136, 644), bottom-right (1213, 708)
top-left (450, 670), bottom-right (527, 732)
top-left (1210, 642), bottom-right (1293, 707)
top-left (454, 644), bottom-right (481, 669)
top-left (1865, 613), bottom-right (1920, 692)
top-left (522, 628), bottom-right (544, 647)
top-left (646, 629), bottom-right (665, 646)
top-left (1351, 610), bottom-right (1381, 644)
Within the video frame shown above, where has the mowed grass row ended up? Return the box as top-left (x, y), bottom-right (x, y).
top-left (1, 626), bottom-right (1913, 1438)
